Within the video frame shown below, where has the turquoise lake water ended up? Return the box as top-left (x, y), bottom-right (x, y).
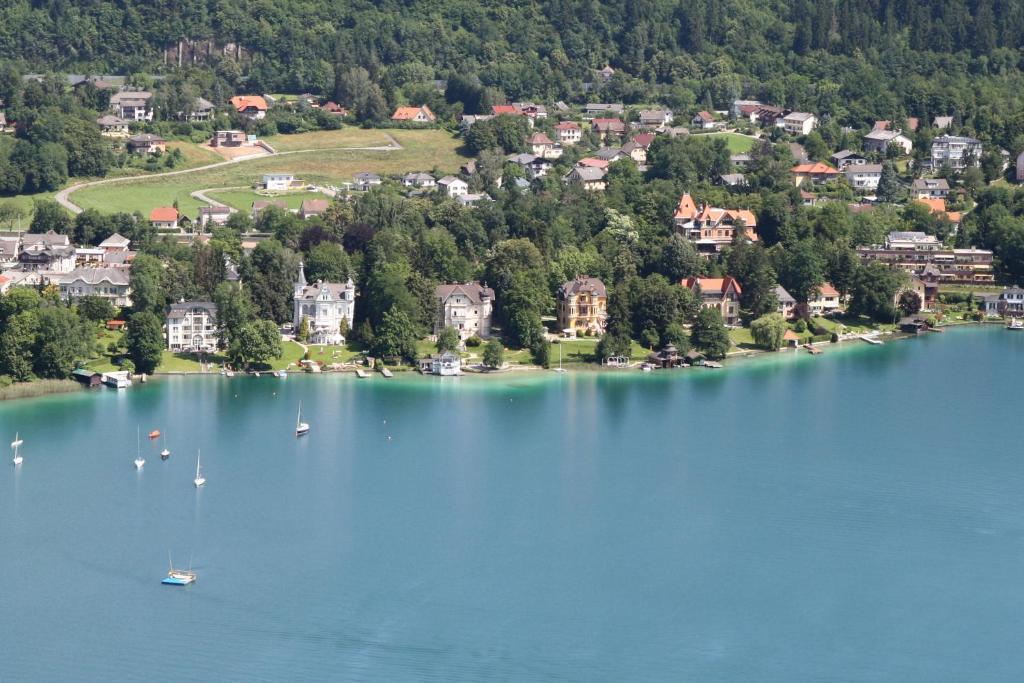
top-left (1, 325), bottom-right (1023, 680)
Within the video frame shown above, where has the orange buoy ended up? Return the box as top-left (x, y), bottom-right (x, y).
top-left (148, 430), bottom-right (161, 439)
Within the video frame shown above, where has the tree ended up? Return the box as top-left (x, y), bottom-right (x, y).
top-left (30, 199), bottom-right (71, 234)
top-left (129, 253), bottom-right (165, 314)
top-left (213, 282), bottom-right (254, 348)
top-left (848, 262), bottom-right (905, 321)
top-left (532, 338), bottom-right (550, 368)
top-left (232, 320), bottom-right (282, 368)
top-left (297, 315), bottom-right (310, 342)
top-left (33, 306), bottom-right (88, 378)
top-left (690, 307), bottom-right (731, 359)
top-left (242, 239), bottom-right (297, 323)
top-left (304, 242), bottom-right (350, 283)
top-left (436, 326), bottom-right (460, 353)
top-left (727, 240), bottom-right (778, 317)
top-left (898, 290), bottom-right (922, 316)
top-left (125, 311), bottom-right (164, 374)
top-left (750, 312), bottom-right (787, 350)
top-left (660, 233), bottom-right (701, 281)
top-left (77, 295), bottom-right (116, 324)
top-left (779, 240), bottom-right (825, 304)
top-left (0, 311), bottom-right (39, 380)
top-left (371, 306), bottom-right (419, 363)
top-left (877, 161), bottom-right (901, 203)
top-left (482, 339), bottom-right (505, 369)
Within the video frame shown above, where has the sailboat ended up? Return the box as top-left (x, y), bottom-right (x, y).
top-left (160, 434), bottom-right (170, 460)
top-left (162, 551), bottom-right (197, 586)
top-left (295, 401), bottom-right (310, 436)
top-left (554, 343), bottom-right (567, 373)
top-left (134, 427), bottom-right (145, 469)
top-left (194, 450), bottom-right (205, 488)
top-left (11, 433), bottom-right (23, 466)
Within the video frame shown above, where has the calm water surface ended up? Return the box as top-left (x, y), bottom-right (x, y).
top-left (1, 326), bottom-right (1023, 681)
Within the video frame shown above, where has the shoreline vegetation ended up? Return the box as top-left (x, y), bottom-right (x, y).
top-left (0, 379), bottom-right (81, 402)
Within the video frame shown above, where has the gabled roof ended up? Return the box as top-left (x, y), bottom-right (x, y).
top-left (674, 193), bottom-right (698, 219)
top-left (559, 276), bottom-right (606, 298)
top-left (436, 281), bottom-right (493, 304)
top-left (96, 115), bottom-right (127, 126)
top-left (577, 157), bottom-right (609, 169)
top-left (57, 267), bottom-right (129, 287)
top-left (567, 166), bottom-right (607, 181)
top-left (817, 283), bottom-right (840, 298)
top-left (391, 105), bottom-right (433, 120)
top-left (774, 285), bottom-right (795, 304)
top-left (128, 133), bottom-right (165, 144)
top-left (683, 276), bottom-right (742, 296)
top-left (149, 207), bottom-right (178, 222)
top-left (555, 121), bottom-right (580, 130)
top-left (300, 199), bottom-right (329, 214)
top-left (528, 132), bottom-right (554, 145)
top-left (693, 111), bottom-right (714, 122)
top-left (631, 132), bottom-right (655, 149)
top-left (791, 162), bottom-right (839, 175)
top-left (98, 233), bottom-right (130, 248)
top-left (230, 95), bottom-right (267, 112)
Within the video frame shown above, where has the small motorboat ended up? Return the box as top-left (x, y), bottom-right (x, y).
top-left (1007, 318), bottom-right (1023, 330)
top-left (148, 430), bottom-right (161, 440)
top-left (162, 553), bottom-right (197, 586)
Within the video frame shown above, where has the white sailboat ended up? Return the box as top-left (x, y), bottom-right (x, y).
top-left (11, 433), bottom-right (23, 466)
top-left (134, 427), bottom-right (145, 469)
top-left (295, 401), bottom-right (310, 436)
top-left (194, 449), bottom-right (205, 487)
top-left (160, 434), bottom-right (170, 460)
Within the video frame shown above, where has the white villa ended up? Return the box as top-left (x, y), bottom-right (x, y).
top-left (56, 267), bottom-right (132, 307)
top-left (262, 173), bottom-right (295, 191)
top-left (166, 301), bottom-right (219, 353)
top-left (435, 281), bottom-right (494, 340)
top-left (293, 262), bottom-right (356, 345)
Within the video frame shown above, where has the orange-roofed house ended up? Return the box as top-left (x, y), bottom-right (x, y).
top-left (577, 157), bottom-right (609, 169)
top-left (491, 105), bottom-right (518, 116)
top-left (915, 197), bottom-right (963, 230)
top-left (391, 105), bottom-right (435, 123)
top-left (805, 282), bottom-right (843, 316)
top-left (149, 207), bottom-right (179, 231)
top-left (673, 193), bottom-right (759, 255)
top-left (790, 162), bottom-right (840, 187)
top-left (230, 95), bottom-right (268, 120)
top-left (528, 131), bottom-right (562, 159)
top-left (683, 276), bottom-right (743, 325)
top-left (555, 121), bottom-right (582, 146)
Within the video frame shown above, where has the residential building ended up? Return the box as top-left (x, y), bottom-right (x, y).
top-left (856, 235), bottom-right (994, 285)
top-left (166, 301), bottom-right (219, 352)
top-left (806, 282), bottom-right (842, 316)
top-left (252, 199), bottom-right (288, 218)
top-left (886, 231), bottom-right (942, 250)
top-left (638, 109), bottom-right (673, 127)
top-left (782, 112), bottom-right (816, 136)
top-left (1017, 151), bottom-right (1024, 183)
top-left (292, 263), bottom-right (356, 345)
top-left (56, 267), bottom-right (132, 307)
top-left (790, 162), bottom-right (840, 186)
top-left (438, 176), bottom-right (469, 198)
top-left (110, 91), bottom-right (152, 121)
top-left (0, 234), bottom-right (20, 264)
top-left (620, 140), bottom-right (647, 165)
top-left (390, 105), bottom-right (435, 123)
top-left (598, 65), bottom-right (615, 82)
top-left (187, 97), bottom-right (215, 122)
top-left (673, 193), bottom-right (759, 254)
top-left (719, 173), bottom-right (747, 187)
top-left (863, 129), bottom-right (912, 155)
top-left (563, 166), bottom-right (607, 192)
top-left (299, 199), bottom-right (329, 220)
top-left (775, 285), bottom-right (797, 319)
top-left (353, 172), bottom-right (382, 191)
top-left (435, 281), bottom-right (494, 339)
top-left (910, 178), bottom-right (950, 199)
top-left (127, 134), bottom-right (166, 155)
top-left (683, 276), bottom-right (743, 326)
top-left (592, 118), bottom-right (626, 140)
top-left (197, 206), bottom-right (231, 228)
top-left (831, 150), bottom-right (867, 169)
top-left (584, 103), bottom-right (624, 118)
top-left (322, 102), bottom-right (347, 116)
top-left (931, 135), bottom-right (982, 170)
top-left (212, 130), bottom-right (246, 147)
top-left (508, 153), bottom-right (552, 179)
top-left (96, 115), bottom-right (129, 137)
top-left (554, 121), bottom-right (582, 145)
top-left (98, 233), bottom-right (130, 253)
top-left (456, 193), bottom-right (490, 207)
top-left (691, 111), bottom-right (716, 129)
top-left (594, 147), bottom-right (627, 163)
top-left (262, 173), bottom-right (295, 191)
top-left (149, 207), bottom-right (179, 231)
top-left (844, 163), bottom-right (884, 191)
top-left (731, 153), bottom-right (753, 168)
top-left (527, 132), bottom-right (562, 159)
top-left (17, 232), bottom-right (75, 272)
top-left (979, 287), bottom-right (1024, 316)
top-left (402, 172), bottom-right (436, 189)
top-left (230, 95), bottom-right (268, 120)
top-left (511, 102), bottom-right (547, 120)
top-left (557, 276), bottom-right (608, 335)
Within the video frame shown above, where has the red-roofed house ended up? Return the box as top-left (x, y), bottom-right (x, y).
top-left (322, 102), bottom-right (348, 116)
top-left (683, 276), bottom-right (743, 325)
top-left (691, 111), bottom-right (716, 129)
top-left (149, 207), bottom-right (179, 231)
top-left (391, 105), bottom-right (435, 123)
top-left (790, 162), bottom-right (840, 187)
top-left (491, 105), bottom-right (518, 116)
top-left (631, 132), bottom-right (655, 150)
top-left (528, 132), bottom-right (562, 159)
top-left (230, 95), bottom-right (268, 120)
top-left (592, 118), bottom-right (626, 141)
top-left (554, 121), bottom-right (582, 146)
top-left (805, 282), bottom-right (843, 316)
top-left (577, 157), bottom-right (609, 169)
top-left (673, 193), bottom-right (759, 254)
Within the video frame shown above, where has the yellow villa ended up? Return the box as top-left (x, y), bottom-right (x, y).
top-left (557, 276), bottom-right (608, 335)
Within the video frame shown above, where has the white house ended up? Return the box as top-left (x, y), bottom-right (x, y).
top-left (931, 135), bottom-right (982, 170)
top-left (109, 91), bottom-right (153, 121)
top-left (782, 112), bottom-right (817, 136)
top-left (262, 173), bottom-right (294, 191)
top-left (198, 205), bottom-right (232, 228)
top-left (353, 172), bottom-right (382, 191)
top-left (166, 301), bottom-right (219, 352)
top-left (806, 282), bottom-right (842, 316)
top-left (149, 207), bottom-right (179, 231)
top-left (293, 263), bottom-right (356, 345)
top-left (863, 129), bottom-right (913, 155)
top-left (402, 172), bottom-right (436, 189)
top-left (435, 281), bottom-right (494, 340)
top-left (844, 163), bottom-right (884, 191)
top-left (910, 178), bottom-right (950, 199)
top-left (420, 350), bottom-right (461, 376)
top-left (98, 233), bottom-right (130, 252)
top-left (438, 176), bottom-right (469, 198)
top-left (56, 267), bottom-right (132, 307)
top-left (554, 121), bottom-right (582, 145)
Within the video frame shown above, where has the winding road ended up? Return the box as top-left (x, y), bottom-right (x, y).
top-left (55, 134), bottom-right (402, 214)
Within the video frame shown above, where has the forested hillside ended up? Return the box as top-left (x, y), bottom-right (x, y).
top-left (3, 1), bottom-right (1024, 143)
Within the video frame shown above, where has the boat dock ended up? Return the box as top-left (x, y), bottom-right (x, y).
top-left (859, 335), bottom-right (883, 345)
top-left (379, 367), bottom-right (393, 378)
top-left (803, 344), bottom-right (823, 355)
top-left (356, 369), bottom-right (371, 379)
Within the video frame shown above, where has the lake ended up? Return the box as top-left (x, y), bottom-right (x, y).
top-left (2, 325), bottom-right (1023, 681)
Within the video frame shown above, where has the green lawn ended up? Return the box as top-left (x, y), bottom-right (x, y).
top-left (300, 343), bottom-right (364, 366)
top-left (262, 128), bottom-right (393, 152)
top-left (702, 132), bottom-right (757, 153)
top-left (207, 189), bottom-right (328, 212)
top-left (728, 327), bottom-right (758, 350)
top-left (72, 129), bottom-right (466, 216)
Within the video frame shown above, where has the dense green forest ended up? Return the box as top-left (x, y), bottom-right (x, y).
top-left (3, 1), bottom-right (1024, 145)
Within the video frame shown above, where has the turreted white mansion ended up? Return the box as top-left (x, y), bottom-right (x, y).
top-left (293, 263), bottom-right (356, 345)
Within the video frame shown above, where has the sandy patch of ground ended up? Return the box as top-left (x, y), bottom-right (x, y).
top-left (204, 144), bottom-right (271, 161)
